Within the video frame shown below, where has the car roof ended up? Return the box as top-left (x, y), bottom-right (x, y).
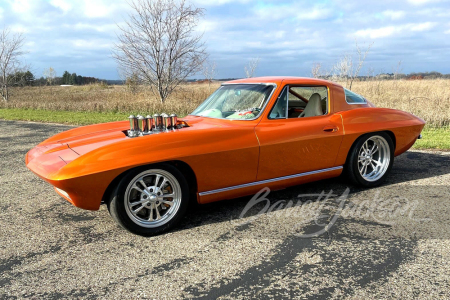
top-left (224, 76), bottom-right (341, 87)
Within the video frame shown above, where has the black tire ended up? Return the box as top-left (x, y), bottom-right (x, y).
top-left (346, 132), bottom-right (394, 187)
top-left (107, 163), bottom-right (190, 236)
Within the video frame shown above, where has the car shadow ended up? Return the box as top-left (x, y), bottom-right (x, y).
top-left (177, 150), bottom-right (450, 299)
top-left (175, 150), bottom-right (450, 234)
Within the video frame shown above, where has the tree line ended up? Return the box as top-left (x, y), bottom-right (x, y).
top-left (61, 71), bottom-right (99, 85)
top-left (5, 69), bottom-right (101, 87)
top-left (1, 0), bottom-right (270, 102)
top-left (2, 0), bottom-right (450, 102)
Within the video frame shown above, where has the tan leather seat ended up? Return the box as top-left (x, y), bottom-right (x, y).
top-left (299, 93), bottom-right (323, 118)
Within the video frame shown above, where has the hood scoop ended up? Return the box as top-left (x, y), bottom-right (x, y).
top-left (127, 113), bottom-right (187, 137)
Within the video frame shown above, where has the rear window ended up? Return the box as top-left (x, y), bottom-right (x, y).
top-left (344, 88), bottom-right (366, 104)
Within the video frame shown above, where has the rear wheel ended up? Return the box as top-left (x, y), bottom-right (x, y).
top-left (346, 133), bottom-right (394, 187)
top-left (108, 164), bottom-right (189, 236)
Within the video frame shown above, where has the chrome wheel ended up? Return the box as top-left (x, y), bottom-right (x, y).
top-left (358, 135), bottom-right (391, 182)
top-left (124, 169), bottom-right (182, 228)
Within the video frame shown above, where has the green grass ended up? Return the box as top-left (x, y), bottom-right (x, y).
top-left (0, 108), bottom-right (130, 125)
top-left (413, 127), bottom-right (450, 150)
top-left (0, 108), bottom-right (449, 150)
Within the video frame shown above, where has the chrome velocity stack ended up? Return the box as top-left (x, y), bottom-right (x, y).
top-left (153, 114), bottom-right (163, 131)
top-left (128, 115), bottom-right (139, 137)
top-left (162, 113), bottom-right (171, 130)
top-left (146, 115), bottom-right (153, 133)
top-left (128, 113), bottom-right (182, 137)
top-left (138, 115), bottom-right (148, 134)
top-left (170, 114), bottom-right (178, 129)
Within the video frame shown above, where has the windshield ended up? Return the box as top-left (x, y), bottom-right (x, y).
top-left (190, 84), bottom-right (274, 120)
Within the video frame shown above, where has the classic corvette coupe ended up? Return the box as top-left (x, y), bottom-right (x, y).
top-left (26, 77), bottom-right (425, 235)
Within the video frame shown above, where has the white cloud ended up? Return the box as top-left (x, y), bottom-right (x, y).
top-left (10, 24), bottom-right (29, 33)
top-left (10, 0), bottom-right (36, 14)
top-left (297, 8), bottom-right (333, 20)
top-left (410, 22), bottom-right (437, 31)
top-left (197, 20), bottom-right (218, 33)
top-left (256, 3), bottom-right (333, 21)
top-left (71, 23), bottom-right (118, 33)
top-left (445, 29), bottom-right (450, 34)
top-left (355, 26), bottom-right (397, 38)
top-left (382, 10), bottom-right (406, 20)
top-left (274, 30), bottom-right (285, 39)
top-left (25, 41), bottom-right (35, 47)
top-left (355, 22), bottom-right (437, 38)
top-left (82, 0), bottom-right (124, 18)
top-left (407, 0), bottom-right (442, 5)
top-left (193, 0), bottom-right (252, 6)
top-left (50, 0), bottom-right (72, 13)
top-left (72, 39), bottom-right (111, 49)
top-left (246, 41), bottom-right (262, 48)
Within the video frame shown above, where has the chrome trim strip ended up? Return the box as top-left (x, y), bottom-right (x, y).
top-left (268, 85), bottom-right (289, 120)
top-left (346, 100), bottom-right (368, 105)
top-left (55, 187), bottom-right (71, 200)
top-left (198, 166), bottom-right (343, 196)
top-left (221, 82), bottom-right (276, 86)
top-left (344, 88), bottom-right (367, 105)
top-left (345, 95), bottom-right (367, 105)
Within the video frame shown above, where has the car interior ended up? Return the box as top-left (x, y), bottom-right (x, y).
top-left (269, 86), bottom-right (328, 119)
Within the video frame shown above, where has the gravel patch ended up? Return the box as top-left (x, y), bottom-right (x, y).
top-left (1, 120), bottom-right (449, 299)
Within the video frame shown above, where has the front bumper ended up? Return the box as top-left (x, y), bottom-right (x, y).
top-left (25, 145), bottom-right (124, 211)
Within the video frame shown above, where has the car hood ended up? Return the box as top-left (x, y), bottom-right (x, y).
top-left (55, 116), bottom-right (224, 156)
top-left (26, 116), bottom-right (257, 177)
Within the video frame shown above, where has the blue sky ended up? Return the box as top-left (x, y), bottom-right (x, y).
top-left (1, 0), bottom-right (449, 80)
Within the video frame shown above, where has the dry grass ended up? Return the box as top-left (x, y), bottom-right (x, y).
top-left (349, 79), bottom-right (450, 128)
top-left (0, 83), bottom-right (221, 117)
top-left (1, 79), bottom-right (449, 127)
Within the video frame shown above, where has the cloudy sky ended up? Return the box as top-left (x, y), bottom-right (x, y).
top-left (1, 0), bottom-right (449, 79)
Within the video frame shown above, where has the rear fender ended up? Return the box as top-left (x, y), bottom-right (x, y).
top-left (334, 107), bottom-right (425, 166)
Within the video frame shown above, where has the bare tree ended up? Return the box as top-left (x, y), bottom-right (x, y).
top-left (331, 40), bottom-right (372, 90)
top-left (332, 53), bottom-right (351, 85)
top-left (201, 59), bottom-right (216, 92)
top-left (348, 40), bottom-right (372, 90)
top-left (311, 63), bottom-right (322, 78)
top-left (113, 0), bottom-right (207, 103)
top-left (43, 67), bottom-right (56, 85)
top-left (0, 27), bottom-right (26, 101)
top-left (393, 60), bottom-right (403, 80)
top-left (244, 57), bottom-right (260, 78)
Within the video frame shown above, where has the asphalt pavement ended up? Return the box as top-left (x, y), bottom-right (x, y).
top-left (1, 120), bottom-right (449, 299)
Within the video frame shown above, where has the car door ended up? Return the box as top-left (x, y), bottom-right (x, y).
top-left (255, 84), bottom-right (344, 181)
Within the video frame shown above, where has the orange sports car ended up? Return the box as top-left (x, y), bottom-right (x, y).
top-left (26, 77), bottom-right (425, 235)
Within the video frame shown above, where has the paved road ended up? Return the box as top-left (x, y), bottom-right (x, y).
top-left (1, 120), bottom-right (449, 299)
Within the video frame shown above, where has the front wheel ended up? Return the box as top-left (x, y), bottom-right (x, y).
top-left (346, 133), bottom-right (394, 187)
top-left (107, 164), bottom-right (190, 236)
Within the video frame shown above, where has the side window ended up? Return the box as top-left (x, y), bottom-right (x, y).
top-left (269, 86), bottom-right (328, 119)
top-left (288, 86), bottom-right (328, 118)
top-left (269, 86), bottom-right (288, 119)
top-left (344, 88), bottom-right (366, 104)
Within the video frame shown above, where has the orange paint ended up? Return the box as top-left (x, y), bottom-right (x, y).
top-left (25, 77), bottom-right (425, 210)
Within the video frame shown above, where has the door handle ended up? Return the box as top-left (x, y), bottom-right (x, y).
top-left (323, 126), bottom-right (338, 133)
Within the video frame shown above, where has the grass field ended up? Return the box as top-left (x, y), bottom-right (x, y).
top-left (0, 79), bottom-right (449, 149)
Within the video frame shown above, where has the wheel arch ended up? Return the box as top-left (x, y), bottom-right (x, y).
top-left (101, 160), bottom-right (199, 205)
top-left (344, 130), bottom-right (396, 167)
